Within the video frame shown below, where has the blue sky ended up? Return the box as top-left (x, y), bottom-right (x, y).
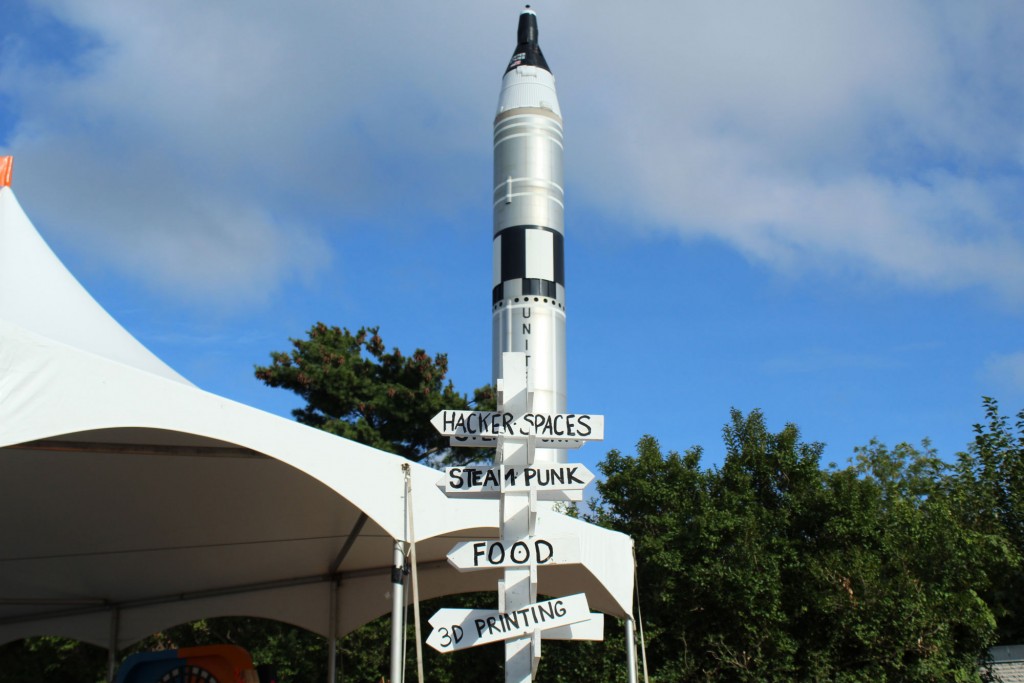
top-left (2, 0), bottom-right (1022, 476)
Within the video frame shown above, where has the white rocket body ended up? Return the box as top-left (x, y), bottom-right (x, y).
top-left (492, 8), bottom-right (566, 464)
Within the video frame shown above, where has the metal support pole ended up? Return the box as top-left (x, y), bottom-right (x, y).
top-left (327, 581), bottom-right (339, 683)
top-left (107, 607), bottom-right (119, 683)
top-left (389, 539), bottom-right (405, 683)
top-left (625, 617), bottom-right (638, 683)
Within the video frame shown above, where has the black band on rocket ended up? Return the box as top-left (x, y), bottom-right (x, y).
top-left (494, 225), bottom-right (564, 284)
top-left (493, 279), bottom-right (560, 304)
top-left (492, 224), bottom-right (564, 305)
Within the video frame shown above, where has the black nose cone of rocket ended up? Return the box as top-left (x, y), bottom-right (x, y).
top-left (505, 6), bottom-right (550, 74)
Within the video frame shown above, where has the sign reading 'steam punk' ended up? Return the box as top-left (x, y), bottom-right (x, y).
top-left (439, 463), bottom-right (595, 496)
top-left (431, 410), bottom-right (604, 441)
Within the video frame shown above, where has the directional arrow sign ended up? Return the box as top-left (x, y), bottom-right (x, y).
top-left (431, 410), bottom-right (604, 442)
top-left (447, 537), bottom-right (581, 571)
top-left (542, 612), bottom-right (605, 641)
top-left (449, 434), bottom-right (585, 449)
top-left (426, 593), bottom-right (590, 653)
top-left (438, 464), bottom-right (595, 497)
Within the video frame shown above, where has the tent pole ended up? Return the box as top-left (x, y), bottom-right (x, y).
top-left (625, 617), bottom-right (637, 683)
top-left (389, 539), bottom-right (405, 683)
top-left (107, 607), bottom-right (119, 683)
top-left (327, 581), bottom-right (339, 683)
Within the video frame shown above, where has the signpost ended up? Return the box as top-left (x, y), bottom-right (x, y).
top-left (427, 352), bottom-right (606, 681)
top-left (426, 593), bottom-right (591, 653)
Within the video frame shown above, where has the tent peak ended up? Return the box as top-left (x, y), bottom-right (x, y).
top-left (0, 186), bottom-right (190, 384)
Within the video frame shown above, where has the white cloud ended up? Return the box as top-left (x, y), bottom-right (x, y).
top-left (563, 0), bottom-right (1024, 301)
top-left (2, 0), bottom-right (1023, 304)
top-left (1, 1), bottom-right (502, 304)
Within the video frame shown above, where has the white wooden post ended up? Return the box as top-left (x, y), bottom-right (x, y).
top-left (499, 353), bottom-right (534, 683)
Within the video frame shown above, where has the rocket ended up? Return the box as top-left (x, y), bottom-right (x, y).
top-left (492, 6), bottom-right (567, 464)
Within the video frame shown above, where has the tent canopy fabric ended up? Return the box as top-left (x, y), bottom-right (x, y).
top-left (0, 186), bottom-right (634, 649)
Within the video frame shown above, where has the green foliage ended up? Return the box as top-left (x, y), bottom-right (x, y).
top-left (534, 623), bottom-right (629, 682)
top-left (589, 408), bottom-right (1005, 682)
top-left (953, 397), bottom-right (1024, 644)
top-left (254, 323), bottom-right (494, 464)
top-left (0, 637), bottom-right (106, 683)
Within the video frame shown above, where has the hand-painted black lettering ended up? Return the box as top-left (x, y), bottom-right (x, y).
top-left (472, 542), bottom-right (487, 566)
top-left (519, 414), bottom-right (533, 436)
top-left (510, 541), bottom-right (530, 564)
top-left (449, 468), bottom-right (465, 489)
top-left (483, 468), bottom-right (500, 488)
top-left (488, 542), bottom-right (505, 564)
top-left (536, 539), bottom-right (554, 564)
top-left (576, 414), bottom-right (592, 437)
top-left (536, 468), bottom-right (550, 486)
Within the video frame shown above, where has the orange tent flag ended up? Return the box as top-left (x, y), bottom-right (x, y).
top-left (0, 156), bottom-right (12, 186)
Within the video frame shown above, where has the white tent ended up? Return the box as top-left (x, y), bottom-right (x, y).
top-left (0, 184), bottom-right (634, 667)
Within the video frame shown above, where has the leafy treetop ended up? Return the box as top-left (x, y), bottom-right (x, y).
top-left (254, 323), bottom-right (493, 464)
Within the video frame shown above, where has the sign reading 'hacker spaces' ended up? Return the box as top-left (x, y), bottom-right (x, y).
top-left (431, 410), bottom-right (604, 441)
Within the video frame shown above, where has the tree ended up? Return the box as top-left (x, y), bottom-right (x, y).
top-left (0, 637), bottom-right (106, 683)
top-left (589, 409), bottom-right (1004, 682)
top-left (952, 397), bottom-right (1024, 644)
top-left (254, 323), bottom-right (494, 464)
